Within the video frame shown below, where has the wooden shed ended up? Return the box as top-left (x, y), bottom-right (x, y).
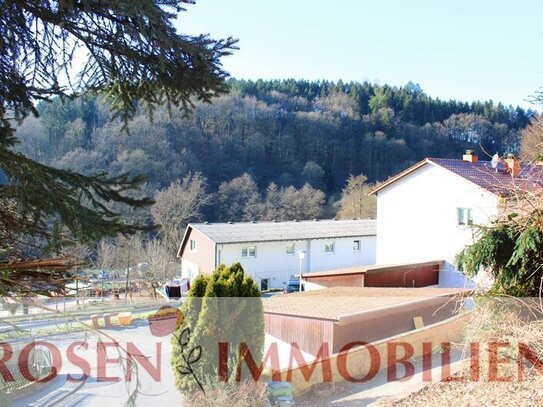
top-left (300, 260), bottom-right (442, 289)
top-left (363, 261), bottom-right (442, 287)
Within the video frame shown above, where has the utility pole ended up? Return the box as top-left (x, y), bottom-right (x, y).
top-left (125, 241), bottom-right (131, 302)
top-left (298, 251), bottom-right (306, 292)
top-left (75, 276), bottom-right (79, 306)
top-left (163, 234), bottom-right (169, 281)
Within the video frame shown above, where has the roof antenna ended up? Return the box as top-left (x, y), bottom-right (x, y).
top-left (491, 152), bottom-right (500, 172)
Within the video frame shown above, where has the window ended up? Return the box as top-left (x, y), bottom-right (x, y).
top-left (241, 246), bottom-right (257, 258)
top-left (260, 278), bottom-right (269, 291)
top-left (458, 208), bottom-right (473, 226)
top-left (324, 242), bottom-right (335, 253)
top-left (190, 239), bottom-right (197, 251)
top-left (286, 243), bottom-right (295, 255)
top-left (353, 240), bottom-right (361, 251)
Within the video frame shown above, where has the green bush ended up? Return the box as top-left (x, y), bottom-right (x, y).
top-left (172, 263), bottom-right (264, 394)
top-left (457, 222), bottom-right (543, 296)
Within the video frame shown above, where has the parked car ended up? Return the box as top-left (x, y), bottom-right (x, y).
top-left (267, 381), bottom-right (295, 406)
top-left (283, 280), bottom-right (304, 294)
top-left (98, 270), bottom-right (110, 280)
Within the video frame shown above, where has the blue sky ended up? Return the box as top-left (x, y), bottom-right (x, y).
top-left (176, 0), bottom-right (543, 109)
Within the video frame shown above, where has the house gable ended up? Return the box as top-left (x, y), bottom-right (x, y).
top-left (178, 227), bottom-right (217, 276)
top-left (375, 163), bottom-right (500, 265)
top-left (371, 157), bottom-right (543, 197)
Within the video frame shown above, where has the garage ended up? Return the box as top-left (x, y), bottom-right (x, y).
top-left (263, 286), bottom-right (467, 355)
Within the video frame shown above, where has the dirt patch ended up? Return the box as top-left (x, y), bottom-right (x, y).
top-left (376, 367), bottom-right (543, 407)
top-left (377, 299), bottom-right (543, 407)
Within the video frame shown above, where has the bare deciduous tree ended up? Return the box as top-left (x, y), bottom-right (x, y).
top-left (95, 239), bottom-right (117, 272)
top-left (61, 242), bottom-right (92, 263)
top-left (262, 182), bottom-right (325, 221)
top-left (315, 92), bottom-right (360, 119)
top-left (94, 235), bottom-right (143, 280)
top-left (216, 173), bottom-right (262, 222)
top-left (520, 114), bottom-right (543, 162)
top-left (336, 174), bottom-right (376, 219)
top-left (151, 173), bottom-right (212, 253)
top-left (94, 235), bottom-right (175, 298)
top-left (140, 238), bottom-right (173, 298)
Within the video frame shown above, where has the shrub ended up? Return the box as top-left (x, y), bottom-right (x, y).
top-left (172, 263), bottom-right (264, 394)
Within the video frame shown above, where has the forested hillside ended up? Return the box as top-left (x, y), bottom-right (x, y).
top-left (14, 79), bottom-right (532, 223)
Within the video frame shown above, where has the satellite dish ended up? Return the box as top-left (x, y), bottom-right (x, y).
top-left (491, 153), bottom-right (500, 169)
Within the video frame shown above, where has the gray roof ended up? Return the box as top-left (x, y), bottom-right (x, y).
top-left (189, 219), bottom-right (376, 244)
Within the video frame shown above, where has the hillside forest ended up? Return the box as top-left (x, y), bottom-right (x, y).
top-left (13, 79), bottom-right (533, 229)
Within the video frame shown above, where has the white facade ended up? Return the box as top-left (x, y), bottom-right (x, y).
top-left (374, 163), bottom-right (500, 286)
top-left (178, 219), bottom-right (377, 291)
top-left (218, 236), bottom-right (376, 290)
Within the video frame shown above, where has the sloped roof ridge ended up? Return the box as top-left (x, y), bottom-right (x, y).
top-left (371, 157), bottom-right (543, 196)
top-left (187, 218), bottom-right (377, 244)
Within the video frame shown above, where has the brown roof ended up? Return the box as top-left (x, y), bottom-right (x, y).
top-left (263, 287), bottom-right (466, 321)
top-left (299, 261), bottom-right (444, 278)
top-left (299, 266), bottom-right (368, 278)
top-left (370, 158), bottom-right (543, 197)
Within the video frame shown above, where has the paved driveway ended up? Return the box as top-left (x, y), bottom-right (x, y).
top-left (13, 321), bottom-right (181, 406)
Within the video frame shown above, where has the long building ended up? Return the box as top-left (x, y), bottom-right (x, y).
top-left (177, 219), bottom-right (376, 291)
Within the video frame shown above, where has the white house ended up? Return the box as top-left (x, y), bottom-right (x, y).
top-left (177, 219), bottom-right (376, 291)
top-left (370, 151), bottom-right (543, 287)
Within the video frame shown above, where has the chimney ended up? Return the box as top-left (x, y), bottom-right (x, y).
top-left (504, 154), bottom-right (520, 177)
top-left (463, 149), bottom-right (478, 163)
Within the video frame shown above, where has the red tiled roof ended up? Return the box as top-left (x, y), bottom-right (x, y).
top-left (370, 158), bottom-right (543, 197)
top-left (430, 158), bottom-right (543, 196)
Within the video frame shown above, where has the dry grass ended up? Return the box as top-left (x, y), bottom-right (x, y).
top-left (183, 381), bottom-right (269, 407)
top-left (379, 370), bottom-right (543, 407)
top-left (377, 297), bottom-right (543, 407)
